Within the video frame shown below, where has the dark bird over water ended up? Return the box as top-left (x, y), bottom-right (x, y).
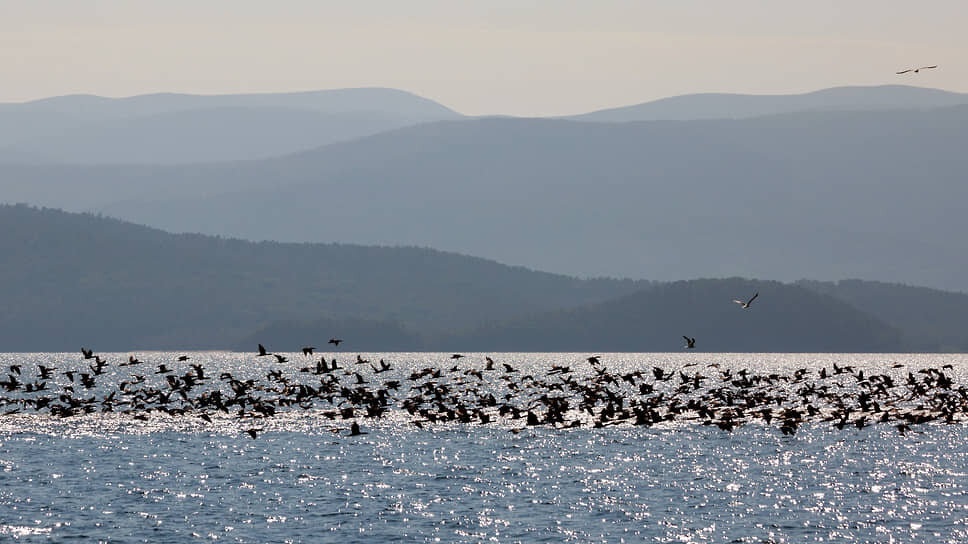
top-left (733, 292), bottom-right (759, 309)
top-left (302, 347), bottom-right (315, 356)
top-left (896, 65), bottom-right (937, 74)
top-left (683, 336), bottom-right (696, 349)
top-left (257, 344), bottom-right (270, 357)
top-left (328, 338), bottom-right (342, 347)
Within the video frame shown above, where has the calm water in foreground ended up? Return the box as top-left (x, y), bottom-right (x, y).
top-left (0, 352), bottom-right (966, 543)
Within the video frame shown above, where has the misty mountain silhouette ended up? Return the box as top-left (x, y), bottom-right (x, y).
top-left (566, 85), bottom-right (968, 122)
top-left (3, 86), bottom-right (968, 292)
top-left (0, 204), bottom-right (644, 351)
top-left (0, 87), bottom-right (460, 163)
top-left (2, 204), bottom-right (966, 352)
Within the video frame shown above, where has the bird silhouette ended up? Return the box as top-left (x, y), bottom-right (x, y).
top-left (733, 292), bottom-right (759, 309)
top-left (257, 344), bottom-right (270, 357)
top-left (328, 338), bottom-right (342, 347)
top-left (302, 347), bottom-right (315, 356)
top-left (683, 336), bottom-right (696, 349)
top-left (123, 355), bottom-right (143, 366)
top-left (896, 65), bottom-right (937, 74)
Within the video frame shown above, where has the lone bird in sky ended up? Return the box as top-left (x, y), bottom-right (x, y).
top-left (683, 336), bottom-right (696, 349)
top-left (733, 292), bottom-right (759, 309)
top-left (328, 338), bottom-right (342, 347)
top-left (896, 65), bottom-right (937, 74)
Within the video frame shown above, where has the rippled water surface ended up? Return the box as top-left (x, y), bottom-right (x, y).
top-left (1, 352), bottom-right (966, 542)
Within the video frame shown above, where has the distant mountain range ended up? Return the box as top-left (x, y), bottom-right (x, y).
top-left (566, 85), bottom-right (968, 122)
top-left (4, 97), bottom-right (968, 291)
top-left (3, 204), bottom-right (968, 353)
top-left (3, 84), bottom-right (968, 294)
top-left (0, 87), bottom-right (460, 164)
top-left (3, 85), bottom-right (965, 164)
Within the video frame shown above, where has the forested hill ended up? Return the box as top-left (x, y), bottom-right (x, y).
top-left (798, 279), bottom-right (968, 352)
top-left (0, 204), bottom-right (645, 351)
top-left (3, 205), bottom-right (966, 352)
top-left (439, 279), bottom-right (903, 353)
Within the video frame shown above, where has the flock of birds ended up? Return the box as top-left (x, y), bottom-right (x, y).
top-left (0, 321), bottom-right (964, 439)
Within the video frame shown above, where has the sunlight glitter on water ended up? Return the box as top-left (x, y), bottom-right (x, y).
top-left (0, 352), bottom-right (966, 542)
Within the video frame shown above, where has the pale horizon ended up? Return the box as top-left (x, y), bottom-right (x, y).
top-left (2, 1), bottom-right (965, 116)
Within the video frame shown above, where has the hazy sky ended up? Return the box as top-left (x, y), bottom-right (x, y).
top-left (2, 1), bottom-right (965, 116)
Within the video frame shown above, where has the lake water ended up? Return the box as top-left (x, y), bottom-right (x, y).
top-left (0, 352), bottom-right (966, 543)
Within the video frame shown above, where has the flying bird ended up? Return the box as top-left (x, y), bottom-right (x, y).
top-left (733, 292), bottom-right (759, 309)
top-left (257, 344), bottom-right (270, 357)
top-left (896, 65), bottom-right (937, 74)
top-left (683, 336), bottom-right (696, 349)
top-left (328, 338), bottom-right (342, 347)
top-left (302, 346), bottom-right (315, 356)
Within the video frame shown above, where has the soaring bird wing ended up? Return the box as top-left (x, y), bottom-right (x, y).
top-left (919, 65), bottom-right (938, 70)
top-left (896, 69), bottom-right (913, 74)
top-left (747, 292), bottom-right (759, 305)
